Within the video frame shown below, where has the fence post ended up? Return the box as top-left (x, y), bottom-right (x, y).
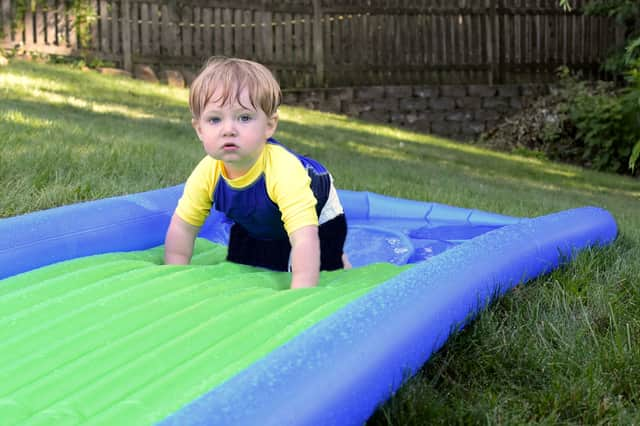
top-left (312, 0), bottom-right (324, 87)
top-left (1, 0), bottom-right (12, 42)
top-left (486, 0), bottom-right (495, 85)
top-left (121, 0), bottom-right (132, 72)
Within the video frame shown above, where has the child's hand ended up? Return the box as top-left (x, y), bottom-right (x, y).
top-left (164, 214), bottom-right (200, 265)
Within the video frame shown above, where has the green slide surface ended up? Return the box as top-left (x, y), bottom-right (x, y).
top-left (0, 239), bottom-right (406, 425)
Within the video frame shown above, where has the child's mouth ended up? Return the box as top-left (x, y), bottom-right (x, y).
top-left (222, 143), bottom-right (239, 151)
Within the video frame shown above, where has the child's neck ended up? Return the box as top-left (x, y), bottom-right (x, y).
top-left (223, 163), bottom-right (251, 180)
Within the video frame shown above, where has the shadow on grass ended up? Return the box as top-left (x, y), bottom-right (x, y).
top-left (277, 118), bottom-right (640, 203)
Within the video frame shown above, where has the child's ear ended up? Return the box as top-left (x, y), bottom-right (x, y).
top-left (192, 118), bottom-right (202, 139)
top-left (266, 113), bottom-right (279, 138)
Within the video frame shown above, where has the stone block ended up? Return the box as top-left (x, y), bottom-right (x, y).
top-left (432, 121), bottom-right (461, 136)
top-left (97, 67), bottom-right (132, 78)
top-left (355, 86), bottom-right (386, 101)
top-left (474, 110), bottom-right (502, 121)
top-left (462, 122), bottom-right (486, 135)
top-left (385, 85), bottom-right (414, 98)
top-left (399, 98), bottom-right (428, 112)
top-left (297, 90), bottom-right (324, 105)
top-left (521, 84), bottom-right (548, 97)
top-left (326, 87), bottom-right (354, 102)
top-left (509, 97), bottom-right (524, 110)
top-left (134, 64), bottom-right (158, 83)
top-left (360, 110), bottom-right (390, 123)
top-left (159, 70), bottom-right (185, 88)
top-left (482, 97), bottom-right (510, 110)
top-left (320, 97), bottom-right (343, 113)
top-left (446, 111), bottom-right (473, 122)
top-left (429, 97), bottom-right (456, 111)
top-left (406, 113), bottom-right (419, 124)
top-left (468, 85), bottom-right (497, 97)
top-left (345, 102), bottom-right (371, 115)
top-left (413, 120), bottom-right (432, 133)
top-left (390, 112), bottom-right (405, 124)
top-left (497, 85), bottom-right (520, 97)
top-left (456, 97), bottom-right (482, 109)
top-left (282, 92), bottom-right (300, 105)
top-left (440, 85), bottom-right (467, 97)
top-left (427, 112), bottom-right (447, 122)
top-left (182, 69), bottom-right (197, 86)
top-left (414, 86), bottom-right (438, 98)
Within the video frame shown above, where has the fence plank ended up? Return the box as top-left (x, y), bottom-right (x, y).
top-left (1, 0), bottom-right (620, 88)
top-left (24, 5), bottom-right (34, 46)
top-left (181, 6), bottom-right (192, 57)
top-left (202, 7), bottom-right (212, 56)
top-left (223, 8), bottom-right (232, 56)
top-left (193, 7), bottom-right (201, 58)
top-left (213, 8), bottom-right (222, 55)
top-left (121, 0), bottom-right (132, 71)
top-left (46, 0), bottom-right (55, 45)
top-left (150, 3), bottom-right (159, 55)
top-left (1, 0), bottom-right (11, 41)
top-left (35, 3), bottom-right (45, 46)
top-left (110, 1), bottom-right (119, 54)
top-left (130, 2), bottom-right (139, 55)
top-left (140, 2), bottom-right (150, 55)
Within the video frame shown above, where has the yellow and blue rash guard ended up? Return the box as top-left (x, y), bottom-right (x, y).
top-left (176, 138), bottom-right (332, 240)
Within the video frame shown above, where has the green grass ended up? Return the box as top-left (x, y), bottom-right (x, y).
top-left (2, 59), bottom-right (640, 424)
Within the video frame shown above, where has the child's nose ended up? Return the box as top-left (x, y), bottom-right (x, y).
top-left (221, 118), bottom-right (237, 136)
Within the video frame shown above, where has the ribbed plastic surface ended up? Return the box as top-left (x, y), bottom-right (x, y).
top-left (0, 240), bottom-right (405, 425)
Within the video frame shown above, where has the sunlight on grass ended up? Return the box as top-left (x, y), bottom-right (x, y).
top-left (5, 82), bottom-right (184, 124)
top-left (276, 130), bottom-right (324, 149)
top-left (1, 109), bottom-right (53, 128)
top-left (345, 140), bottom-right (412, 162)
top-left (0, 71), bottom-right (71, 93)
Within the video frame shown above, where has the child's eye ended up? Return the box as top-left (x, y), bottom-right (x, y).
top-left (207, 117), bottom-right (221, 124)
top-left (238, 114), bottom-right (252, 123)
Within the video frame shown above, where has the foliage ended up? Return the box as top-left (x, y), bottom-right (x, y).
top-left (4, 0), bottom-right (95, 49)
top-left (576, 1), bottom-right (640, 77)
top-left (556, 1), bottom-right (640, 173)
top-left (564, 69), bottom-right (640, 173)
top-left (479, 65), bottom-right (640, 175)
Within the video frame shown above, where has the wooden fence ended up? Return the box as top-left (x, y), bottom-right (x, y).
top-left (0, 0), bottom-right (624, 88)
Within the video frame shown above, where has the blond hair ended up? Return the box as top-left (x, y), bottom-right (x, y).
top-left (189, 56), bottom-right (281, 120)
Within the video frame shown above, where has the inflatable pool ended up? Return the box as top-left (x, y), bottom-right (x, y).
top-left (0, 186), bottom-right (617, 425)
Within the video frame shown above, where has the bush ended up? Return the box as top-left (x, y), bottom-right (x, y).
top-left (479, 67), bottom-right (640, 176)
top-left (557, 0), bottom-right (640, 173)
top-left (567, 71), bottom-right (640, 173)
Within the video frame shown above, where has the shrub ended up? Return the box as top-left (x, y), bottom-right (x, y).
top-left (568, 74), bottom-right (640, 174)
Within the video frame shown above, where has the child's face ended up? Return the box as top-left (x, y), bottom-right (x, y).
top-left (192, 87), bottom-right (278, 178)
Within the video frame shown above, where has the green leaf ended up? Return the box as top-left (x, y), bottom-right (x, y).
top-left (629, 140), bottom-right (640, 171)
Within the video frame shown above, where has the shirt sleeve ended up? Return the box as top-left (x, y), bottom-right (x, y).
top-left (265, 146), bottom-right (319, 236)
top-left (175, 157), bottom-right (217, 227)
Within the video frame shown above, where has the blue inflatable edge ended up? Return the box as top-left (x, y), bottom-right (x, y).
top-left (159, 205), bottom-right (617, 426)
top-left (0, 186), bottom-right (520, 280)
top-left (0, 187), bottom-right (618, 426)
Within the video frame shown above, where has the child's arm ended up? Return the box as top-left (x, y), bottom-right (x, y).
top-left (289, 225), bottom-right (321, 289)
top-left (164, 213), bottom-right (201, 265)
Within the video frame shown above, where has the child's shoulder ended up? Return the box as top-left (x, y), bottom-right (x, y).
top-left (190, 155), bottom-right (223, 181)
top-left (264, 141), bottom-right (302, 164)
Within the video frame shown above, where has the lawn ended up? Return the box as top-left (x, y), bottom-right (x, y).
top-left (1, 59), bottom-right (639, 424)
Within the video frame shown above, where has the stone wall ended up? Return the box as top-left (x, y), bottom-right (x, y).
top-left (282, 84), bottom-right (550, 141)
